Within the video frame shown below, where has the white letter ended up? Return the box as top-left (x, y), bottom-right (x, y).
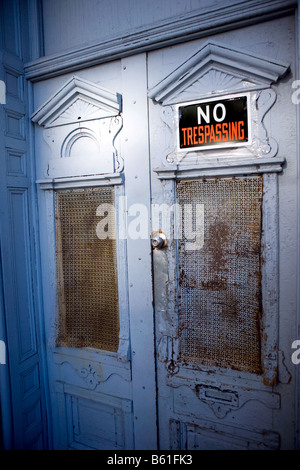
top-left (128, 203), bottom-right (148, 240)
top-left (197, 105), bottom-right (210, 124)
top-left (291, 340), bottom-right (300, 365)
top-left (0, 80), bottom-right (6, 105)
top-left (117, 195), bottom-right (128, 240)
top-left (152, 203), bottom-right (182, 240)
top-left (213, 103), bottom-right (226, 122)
top-left (96, 203), bottom-right (116, 239)
top-left (184, 204), bottom-right (204, 251)
top-left (292, 80), bottom-right (300, 105)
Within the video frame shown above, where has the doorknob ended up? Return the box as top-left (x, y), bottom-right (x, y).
top-left (151, 231), bottom-right (167, 250)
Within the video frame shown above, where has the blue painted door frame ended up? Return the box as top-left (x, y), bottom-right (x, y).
top-left (0, 0), bottom-right (50, 449)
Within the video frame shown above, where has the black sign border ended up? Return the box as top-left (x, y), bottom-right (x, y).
top-left (176, 93), bottom-right (251, 153)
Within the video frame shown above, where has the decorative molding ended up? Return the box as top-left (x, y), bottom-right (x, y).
top-left (149, 43), bottom-right (289, 166)
top-left (149, 41), bottom-right (289, 105)
top-left (38, 115), bottom-right (123, 179)
top-left (54, 356), bottom-right (132, 389)
top-left (32, 77), bottom-right (123, 179)
top-left (31, 75), bottom-right (122, 128)
top-left (169, 68), bottom-right (255, 103)
top-left (24, 0), bottom-right (296, 82)
top-left (77, 364), bottom-right (132, 389)
top-left (195, 383), bottom-right (280, 418)
top-left (154, 156), bottom-right (285, 179)
top-left (171, 378), bottom-right (280, 419)
top-left (78, 364), bottom-right (101, 390)
top-left (36, 172), bottom-right (124, 190)
top-left (55, 382), bottom-right (134, 449)
top-left (53, 98), bottom-right (105, 127)
top-left (60, 127), bottom-right (100, 159)
top-left (170, 419), bottom-right (280, 450)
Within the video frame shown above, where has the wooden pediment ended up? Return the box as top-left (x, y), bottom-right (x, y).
top-left (31, 76), bottom-right (122, 128)
top-left (149, 41), bottom-right (289, 105)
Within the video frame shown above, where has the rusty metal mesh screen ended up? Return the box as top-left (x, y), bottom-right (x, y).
top-left (177, 176), bottom-right (263, 373)
top-left (55, 187), bottom-right (119, 351)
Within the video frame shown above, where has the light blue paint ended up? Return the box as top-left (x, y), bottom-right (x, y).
top-left (0, 0), bottom-right (49, 450)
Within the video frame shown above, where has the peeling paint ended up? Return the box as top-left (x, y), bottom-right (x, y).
top-left (176, 176), bottom-right (263, 374)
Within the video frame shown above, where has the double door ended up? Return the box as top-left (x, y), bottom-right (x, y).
top-left (34, 18), bottom-right (296, 450)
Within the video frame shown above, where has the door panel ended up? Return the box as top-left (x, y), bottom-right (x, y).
top-left (148, 16), bottom-right (296, 450)
top-left (37, 181), bottom-right (134, 450)
top-left (32, 16), bottom-right (297, 450)
top-left (33, 57), bottom-right (157, 450)
top-left (151, 174), bottom-right (280, 450)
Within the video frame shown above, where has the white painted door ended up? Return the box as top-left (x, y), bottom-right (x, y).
top-left (33, 14), bottom-right (297, 451)
top-left (33, 61), bottom-right (157, 450)
top-left (147, 16), bottom-right (297, 450)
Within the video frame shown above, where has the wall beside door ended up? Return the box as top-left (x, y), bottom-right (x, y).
top-left (0, 0), bottom-right (49, 449)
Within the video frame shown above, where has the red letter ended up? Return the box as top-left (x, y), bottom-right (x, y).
top-left (198, 126), bottom-right (204, 144)
top-left (231, 121), bottom-right (237, 141)
top-left (181, 128), bottom-right (187, 146)
top-left (193, 126), bottom-right (198, 145)
top-left (204, 125), bottom-right (210, 143)
top-left (187, 127), bottom-right (193, 146)
top-left (215, 123), bottom-right (222, 142)
top-left (222, 123), bottom-right (228, 141)
top-left (238, 121), bottom-right (245, 140)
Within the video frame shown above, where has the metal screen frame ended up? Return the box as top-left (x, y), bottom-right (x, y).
top-left (55, 186), bottom-right (120, 352)
top-left (176, 176), bottom-right (263, 374)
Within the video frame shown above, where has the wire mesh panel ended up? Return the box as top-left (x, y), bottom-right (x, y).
top-left (176, 176), bottom-right (263, 373)
top-left (55, 187), bottom-right (119, 351)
